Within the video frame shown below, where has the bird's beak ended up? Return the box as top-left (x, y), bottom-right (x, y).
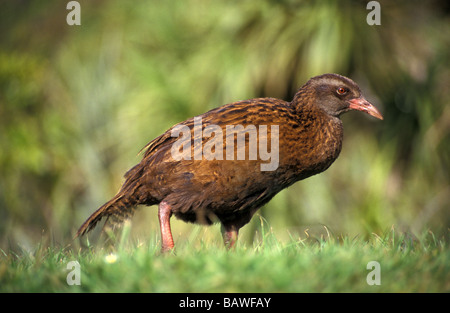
top-left (348, 97), bottom-right (383, 120)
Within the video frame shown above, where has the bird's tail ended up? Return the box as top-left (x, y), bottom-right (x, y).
top-left (75, 192), bottom-right (138, 238)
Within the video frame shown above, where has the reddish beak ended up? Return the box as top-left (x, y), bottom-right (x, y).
top-left (348, 97), bottom-right (383, 120)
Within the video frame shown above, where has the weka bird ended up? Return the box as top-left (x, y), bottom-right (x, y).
top-left (76, 73), bottom-right (383, 251)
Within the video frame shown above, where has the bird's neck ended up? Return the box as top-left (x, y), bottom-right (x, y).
top-left (281, 103), bottom-right (344, 183)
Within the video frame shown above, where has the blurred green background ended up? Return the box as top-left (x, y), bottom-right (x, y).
top-left (0, 0), bottom-right (449, 251)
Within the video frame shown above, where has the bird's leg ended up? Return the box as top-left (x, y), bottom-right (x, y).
top-left (158, 201), bottom-right (174, 253)
top-left (221, 224), bottom-right (239, 249)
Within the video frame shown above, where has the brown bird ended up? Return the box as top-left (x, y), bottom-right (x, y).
top-left (76, 73), bottom-right (383, 252)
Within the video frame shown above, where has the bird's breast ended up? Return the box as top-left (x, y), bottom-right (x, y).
top-left (279, 115), bottom-right (343, 182)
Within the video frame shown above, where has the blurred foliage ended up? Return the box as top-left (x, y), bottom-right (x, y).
top-left (0, 0), bottom-right (449, 250)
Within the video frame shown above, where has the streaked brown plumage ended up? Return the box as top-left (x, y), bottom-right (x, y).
top-left (76, 73), bottom-right (383, 251)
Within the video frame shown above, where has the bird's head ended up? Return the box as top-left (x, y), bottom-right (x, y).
top-left (298, 73), bottom-right (383, 120)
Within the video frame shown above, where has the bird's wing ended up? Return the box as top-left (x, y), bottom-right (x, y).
top-left (135, 98), bottom-right (293, 166)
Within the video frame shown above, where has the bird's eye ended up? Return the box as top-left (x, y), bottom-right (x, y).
top-left (336, 87), bottom-right (348, 95)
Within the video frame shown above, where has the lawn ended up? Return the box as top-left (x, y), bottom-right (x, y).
top-left (1, 227), bottom-right (448, 293)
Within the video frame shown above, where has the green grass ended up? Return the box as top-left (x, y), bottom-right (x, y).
top-left (1, 228), bottom-right (448, 293)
